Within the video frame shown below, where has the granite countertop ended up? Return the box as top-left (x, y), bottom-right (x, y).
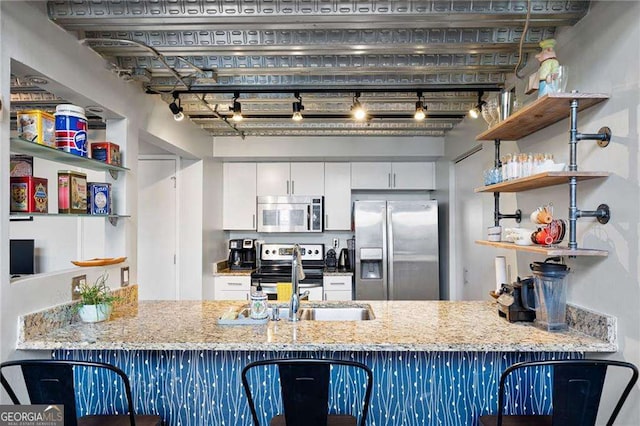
top-left (17, 300), bottom-right (616, 352)
top-left (323, 269), bottom-right (354, 276)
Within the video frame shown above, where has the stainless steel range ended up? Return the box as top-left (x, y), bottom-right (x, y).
top-left (251, 243), bottom-right (325, 301)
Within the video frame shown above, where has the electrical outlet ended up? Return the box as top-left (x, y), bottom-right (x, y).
top-left (332, 238), bottom-right (339, 248)
top-left (120, 266), bottom-right (130, 287)
top-left (71, 275), bottom-right (86, 300)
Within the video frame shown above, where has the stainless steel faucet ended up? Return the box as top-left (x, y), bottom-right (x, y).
top-left (289, 244), bottom-right (304, 321)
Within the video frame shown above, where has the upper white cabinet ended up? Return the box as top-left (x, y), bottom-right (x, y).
top-left (351, 162), bottom-right (435, 190)
top-left (323, 163), bottom-right (351, 230)
top-left (223, 162), bottom-right (257, 230)
top-left (257, 162), bottom-right (324, 196)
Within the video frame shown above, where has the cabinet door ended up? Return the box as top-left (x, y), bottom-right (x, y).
top-left (214, 276), bottom-right (251, 300)
top-left (223, 163), bottom-right (257, 230)
top-left (290, 162), bottom-right (324, 195)
top-left (324, 163), bottom-right (351, 230)
top-left (257, 163), bottom-right (290, 196)
top-left (324, 290), bottom-right (353, 301)
top-left (351, 162), bottom-right (392, 189)
top-left (392, 162), bottom-right (435, 190)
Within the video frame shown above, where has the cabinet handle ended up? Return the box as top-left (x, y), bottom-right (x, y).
top-left (329, 282), bottom-right (345, 286)
top-left (291, 180), bottom-right (295, 194)
top-left (393, 173), bottom-right (396, 188)
top-left (228, 282), bottom-right (244, 286)
top-left (252, 214), bottom-right (255, 228)
top-left (287, 180), bottom-right (290, 194)
top-left (325, 214), bottom-right (328, 228)
top-left (388, 173), bottom-right (392, 188)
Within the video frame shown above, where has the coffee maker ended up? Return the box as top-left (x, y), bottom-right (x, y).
top-left (228, 239), bottom-right (256, 270)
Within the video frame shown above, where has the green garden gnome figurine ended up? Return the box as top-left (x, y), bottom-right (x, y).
top-left (535, 39), bottom-right (560, 97)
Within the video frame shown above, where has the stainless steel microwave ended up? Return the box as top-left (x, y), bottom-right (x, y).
top-left (257, 196), bottom-right (323, 233)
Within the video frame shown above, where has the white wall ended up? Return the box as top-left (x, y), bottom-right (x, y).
top-left (0, 2), bottom-right (213, 361)
top-left (445, 2), bottom-right (640, 422)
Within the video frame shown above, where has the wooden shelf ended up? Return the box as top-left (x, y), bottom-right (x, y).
top-left (475, 171), bottom-right (609, 193)
top-left (476, 93), bottom-right (609, 141)
top-left (475, 240), bottom-right (608, 257)
top-left (10, 137), bottom-right (128, 174)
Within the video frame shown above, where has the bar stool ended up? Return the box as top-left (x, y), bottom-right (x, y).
top-left (242, 358), bottom-right (373, 426)
top-left (478, 359), bottom-right (638, 426)
top-left (0, 359), bottom-right (162, 426)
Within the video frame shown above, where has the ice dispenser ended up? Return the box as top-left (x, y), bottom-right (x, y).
top-left (360, 247), bottom-right (383, 279)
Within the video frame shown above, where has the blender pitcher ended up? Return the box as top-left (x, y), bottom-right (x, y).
top-left (529, 257), bottom-right (570, 331)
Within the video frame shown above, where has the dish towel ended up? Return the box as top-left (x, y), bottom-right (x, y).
top-left (295, 247), bottom-right (306, 281)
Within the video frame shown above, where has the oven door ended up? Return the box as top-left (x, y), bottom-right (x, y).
top-left (252, 280), bottom-right (323, 301)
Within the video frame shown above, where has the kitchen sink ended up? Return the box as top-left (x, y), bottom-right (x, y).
top-left (298, 306), bottom-right (374, 321)
top-left (244, 304), bottom-right (374, 321)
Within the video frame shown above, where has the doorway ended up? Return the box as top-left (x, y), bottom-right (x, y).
top-left (137, 156), bottom-right (178, 300)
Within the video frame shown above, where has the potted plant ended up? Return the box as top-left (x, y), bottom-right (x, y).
top-left (75, 272), bottom-right (118, 323)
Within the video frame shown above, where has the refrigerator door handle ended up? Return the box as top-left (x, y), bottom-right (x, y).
top-left (386, 204), bottom-right (393, 300)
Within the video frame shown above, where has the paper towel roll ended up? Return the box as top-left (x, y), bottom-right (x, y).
top-left (494, 256), bottom-right (508, 292)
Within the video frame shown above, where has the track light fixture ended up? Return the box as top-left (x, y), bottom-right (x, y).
top-left (230, 92), bottom-right (243, 122)
top-left (292, 92), bottom-right (304, 121)
top-left (169, 92), bottom-right (184, 121)
top-left (414, 91), bottom-right (426, 121)
top-left (351, 92), bottom-right (367, 121)
top-left (469, 90), bottom-right (486, 119)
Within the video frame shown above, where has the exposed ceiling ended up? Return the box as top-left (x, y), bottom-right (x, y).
top-left (12, 1), bottom-right (591, 137)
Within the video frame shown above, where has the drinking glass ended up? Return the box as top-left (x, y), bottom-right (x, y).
top-left (553, 65), bottom-right (569, 93)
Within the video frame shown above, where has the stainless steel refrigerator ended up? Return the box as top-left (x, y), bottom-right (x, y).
top-left (354, 200), bottom-right (439, 300)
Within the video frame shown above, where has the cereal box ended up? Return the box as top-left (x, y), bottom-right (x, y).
top-left (91, 142), bottom-right (121, 166)
top-left (58, 170), bottom-right (87, 214)
top-left (10, 176), bottom-right (48, 213)
top-left (17, 110), bottom-right (56, 147)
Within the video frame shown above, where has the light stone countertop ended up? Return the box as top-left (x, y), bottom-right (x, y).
top-left (213, 268), bottom-right (254, 276)
top-left (17, 300), bottom-right (616, 352)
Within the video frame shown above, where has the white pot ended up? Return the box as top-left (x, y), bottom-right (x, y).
top-left (78, 303), bottom-right (112, 323)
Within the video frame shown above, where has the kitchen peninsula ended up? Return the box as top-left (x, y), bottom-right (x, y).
top-left (18, 293), bottom-right (615, 426)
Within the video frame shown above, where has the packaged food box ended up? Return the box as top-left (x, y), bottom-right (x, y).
top-left (10, 176), bottom-right (48, 213)
top-left (10, 155), bottom-right (33, 177)
top-left (87, 182), bottom-right (112, 215)
top-left (17, 110), bottom-right (56, 147)
top-left (58, 170), bottom-right (87, 214)
top-left (91, 142), bottom-right (121, 166)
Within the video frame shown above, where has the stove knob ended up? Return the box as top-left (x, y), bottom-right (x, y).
top-left (315, 250), bottom-right (319, 255)
top-left (265, 249), bottom-right (270, 255)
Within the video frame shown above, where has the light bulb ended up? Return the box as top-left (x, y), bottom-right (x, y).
top-left (173, 111), bottom-right (184, 121)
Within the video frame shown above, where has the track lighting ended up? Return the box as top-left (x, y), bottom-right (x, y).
top-left (169, 93), bottom-right (184, 121)
top-left (414, 92), bottom-right (426, 121)
top-left (230, 92), bottom-right (243, 122)
top-left (469, 91), bottom-right (486, 119)
top-left (292, 92), bottom-right (304, 121)
top-left (351, 93), bottom-right (367, 121)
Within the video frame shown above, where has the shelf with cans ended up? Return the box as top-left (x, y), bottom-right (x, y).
top-left (474, 92), bottom-right (612, 256)
top-left (9, 137), bottom-right (129, 226)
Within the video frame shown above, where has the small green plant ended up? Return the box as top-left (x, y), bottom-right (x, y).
top-left (76, 272), bottom-right (119, 308)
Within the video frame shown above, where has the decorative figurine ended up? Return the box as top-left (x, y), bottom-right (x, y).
top-left (535, 39), bottom-right (560, 97)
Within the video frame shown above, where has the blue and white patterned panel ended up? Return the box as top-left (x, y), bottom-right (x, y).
top-left (55, 350), bottom-right (582, 425)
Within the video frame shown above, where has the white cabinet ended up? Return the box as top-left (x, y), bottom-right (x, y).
top-left (257, 162), bottom-right (324, 196)
top-left (214, 275), bottom-right (251, 300)
top-left (393, 162), bottom-right (435, 189)
top-left (223, 163), bottom-right (257, 230)
top-left (323, 275), bottom-right (353, 301)
top-left (350, 162), bottom-right (391, 189)
top-left (351, 162), bottom-right (435, 190)
top-left (323, 163), bottom-right (352, 230)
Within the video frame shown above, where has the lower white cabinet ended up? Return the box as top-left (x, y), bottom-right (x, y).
top-left (214, 275), bottom-right (251, 300)
top-left (323, 275), bottom-right (353, 301)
